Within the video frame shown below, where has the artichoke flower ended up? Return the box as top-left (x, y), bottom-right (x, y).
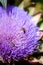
top-left (0, 6), bottom-right (40, 62)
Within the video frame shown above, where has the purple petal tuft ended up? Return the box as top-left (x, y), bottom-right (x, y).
top-left (0, 6), bottom-right (39, 61)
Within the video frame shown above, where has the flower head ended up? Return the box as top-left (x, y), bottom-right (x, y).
top-left (0, 6), bottom-right (39, 62)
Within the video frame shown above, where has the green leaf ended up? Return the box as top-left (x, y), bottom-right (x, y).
top-left (19, 1), bottom-right (24, 9)
top-left (34, 3), bottom-right (43, 14)
top-left (0, 0), bottom-right (7, 9)
top-left (39, 23), bottom-right (43, 30)
top-left (24, 0), bottom-right (31, 8)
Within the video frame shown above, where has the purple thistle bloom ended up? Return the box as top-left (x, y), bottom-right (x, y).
top-left (0, 6), bottom-right (39, 62)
